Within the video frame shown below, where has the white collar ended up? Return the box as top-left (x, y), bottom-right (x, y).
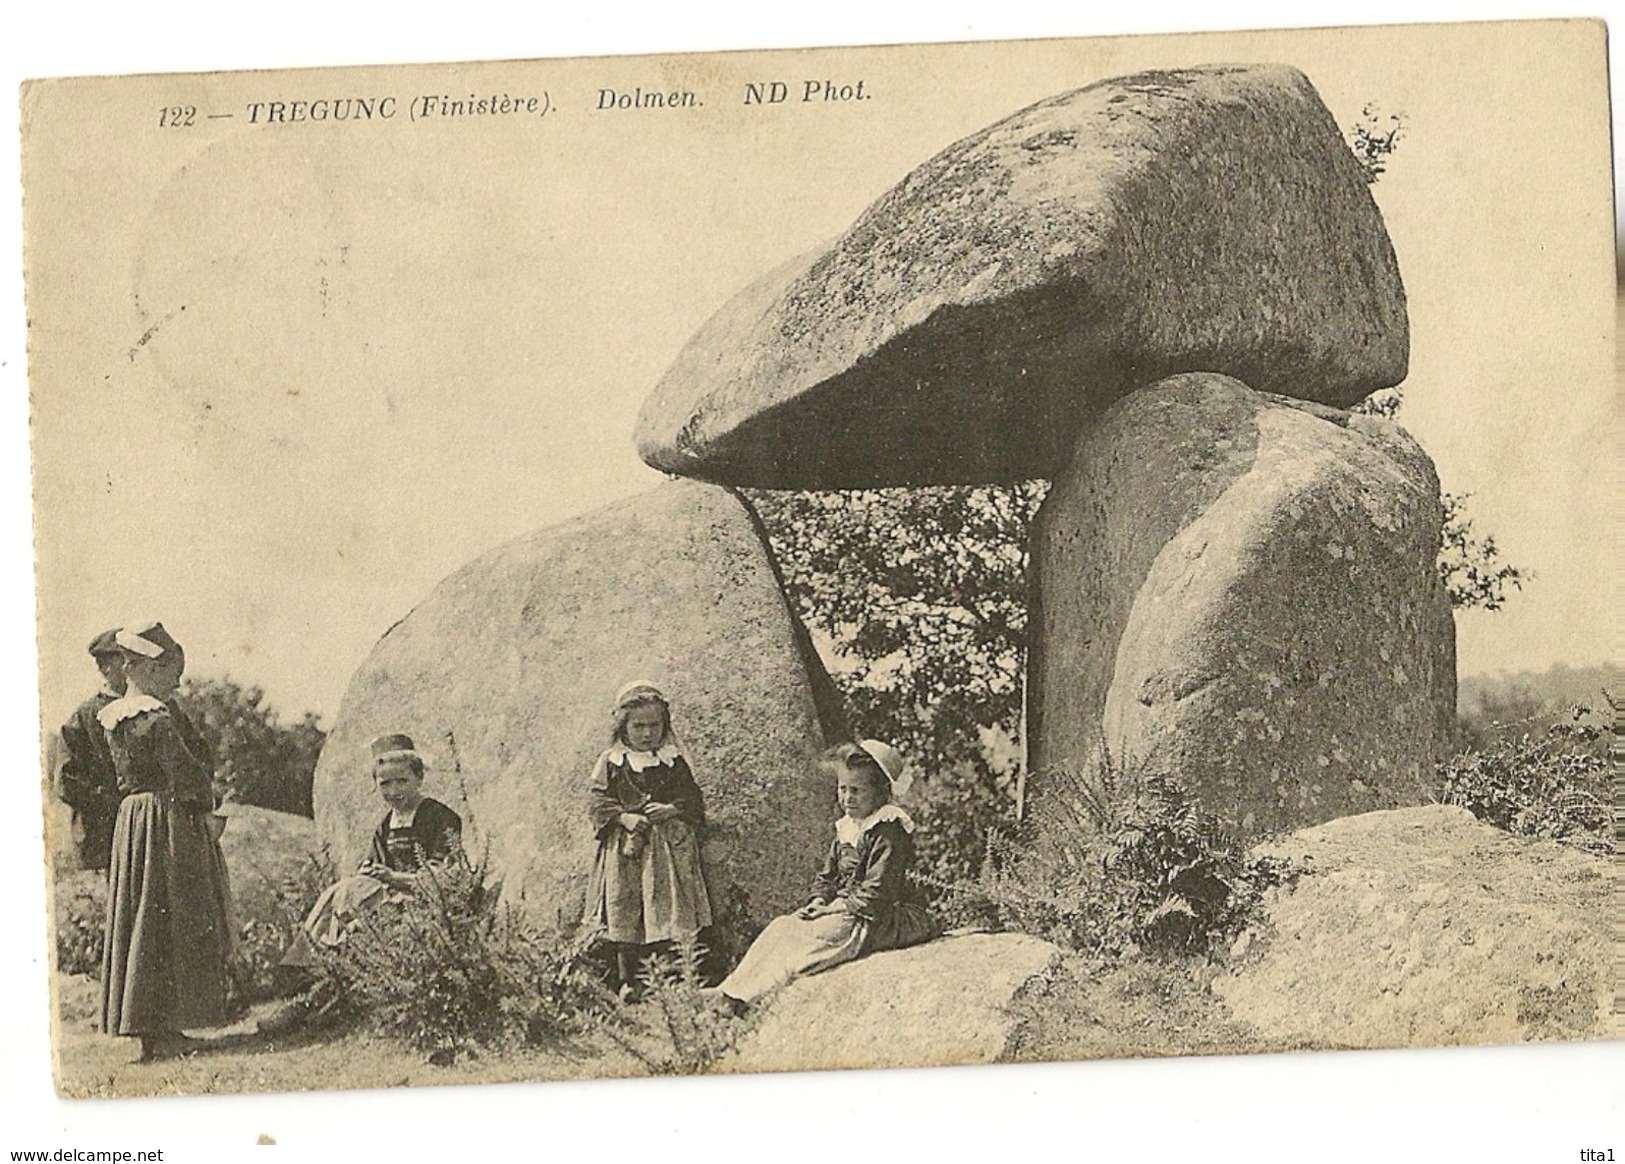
top-left (97, 692), bottom-right (166, 731)
top-left (834, 803), bottom-right (915, 846)
top-left (605, 742), bottom-right (683, 772)
top-left (388, 803), bottom-right (421, 828)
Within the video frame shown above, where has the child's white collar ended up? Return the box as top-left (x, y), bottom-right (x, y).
top-left (834, 803), bottom-right (915, 845)
top-left (97, 692), bottom-right (166, 730)
top-left (605, 741), bottom-right (683, 772)
top-left (388, 802), bottom-right (421, 828)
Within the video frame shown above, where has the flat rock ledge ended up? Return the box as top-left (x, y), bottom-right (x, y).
top-left (1214, 806), bottom-right (1613, 1049)
top-left (725, 932), bottom-right (1063, 1074)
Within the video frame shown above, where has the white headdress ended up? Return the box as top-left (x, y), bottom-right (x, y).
top-left (856, 738), bottom-right (912, 798)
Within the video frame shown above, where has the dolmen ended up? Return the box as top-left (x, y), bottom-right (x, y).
top-left (315, 64), bottom-right (1454, 936)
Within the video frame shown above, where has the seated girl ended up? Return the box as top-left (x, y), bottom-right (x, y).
top-left (280, 733), bottom-right (462, 971)
top-left (715, 740), bottom-right (939, 1008)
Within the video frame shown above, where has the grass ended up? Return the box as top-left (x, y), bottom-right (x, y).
top-left (52, 973), bottom-right (647, 1098)
top-left (54, 946), bottom-right (1289, 1098)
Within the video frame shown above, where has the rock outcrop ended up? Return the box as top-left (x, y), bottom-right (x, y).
top-left (1025, 373), bottom-right (1454, 836)
top-left (1214, 806), bottom-right (1613, 1047)
top-left (216, 803), bottom-right (320, 931)
top-left (312, 479), bottom-right (843, 945)
top-left (726, 933), bottom-right (1062, 1073)
top-left (637, 64), bottom-right (1406, 489)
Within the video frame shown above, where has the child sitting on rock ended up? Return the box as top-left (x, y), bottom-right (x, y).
top-left (582, 681), bottom-right (712, 1002)
top-left (278, 733), bottom-right (463, 973)
top-left (714, 740), bottom-right (939, 1009)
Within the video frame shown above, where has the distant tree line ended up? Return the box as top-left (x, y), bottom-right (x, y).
top-left (178, 677), bottom-right (325, 818)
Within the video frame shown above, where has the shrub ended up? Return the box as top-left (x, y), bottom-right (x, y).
top-left (226, 849), bottom-right (338, 1014)
top-left (1435, 702), bottom-right (1611, 855)
top-left (629, 937), bottom-right (759, 1075)
top-left (55, 874), bottom-right (107, 978)
top-left (318, 854), bottom-right (623, 1061)
top-left (179, 677), bottom-right (324, 818)
top-left (51, 845), bottom-right (332, 1006)
top-left (921, 757), bottom-right (1301, 960)
top-left (911, 757), bottom-right (1024, 894)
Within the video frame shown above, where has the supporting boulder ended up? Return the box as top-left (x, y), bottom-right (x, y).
top-left (638, 64), bottom-right (1407, 489)
top-left (312, 479), bottom-right (844, 944)
top-left (1027, 372), bottom-right (1454, 836)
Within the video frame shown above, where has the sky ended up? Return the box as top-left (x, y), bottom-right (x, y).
top-left (2, 5), bottom-right (1620, 1158)
top-left (21, 18), bottom-right (1616, 731)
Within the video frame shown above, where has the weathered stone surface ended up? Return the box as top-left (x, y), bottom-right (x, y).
top-left (637, 65), bottom-right (1407, 489)
top-left (1214, 806), bottom-right (1612, 1047)
top-left (312, 479), bottom-right (844, 945)
top-left (726, 933), bottom-right (1062, 1073)
top-left (1027, 373), bottom-right (1454, 836)
top-left (216, 803), bottom-right (321, 929)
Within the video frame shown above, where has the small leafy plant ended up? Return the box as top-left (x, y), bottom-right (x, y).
top-left (920, 752), bottom-right (1301, 961)
top-left (629, 936), bottom-right (758, 1075)
top-left (226, 848), bottom-right (338, 1014)
top-left (1435, 700), bottom-right (1611, 855)
top-left (318, 852), bottom-right (623, 1061)
top-left (54, 875), bottom-right (107, 978)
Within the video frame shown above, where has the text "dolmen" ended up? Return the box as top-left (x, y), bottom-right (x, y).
top-left (597, 88), bottom-right (700, 110)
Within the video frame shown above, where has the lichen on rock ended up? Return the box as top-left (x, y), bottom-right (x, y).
top-left (637, 64), bottom-right (1407, 489)
top-left (1027, 372), bottom-right (1454, 836)
top-left (1213, 806), bottom-right (1612, 1047)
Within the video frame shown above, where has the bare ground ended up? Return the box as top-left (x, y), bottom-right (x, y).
top-left (1005, 954), bottom-right (1313, 1064)
top-left (53, 952), bottom-right (1290, 1100)
top-left (51, 974), bottom-right (648, 1099)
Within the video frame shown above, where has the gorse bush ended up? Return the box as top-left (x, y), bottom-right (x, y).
top-left (627, 937), bottom-right (758, 1075)
top-left (55, 874), bottom-right (107, 978)
top-left (922, 759), bottom-right (1300, 960)
top-left (1435, 701), bottom-right (1612, 855)
top-left (319, 853), bottom-right (623, 1060)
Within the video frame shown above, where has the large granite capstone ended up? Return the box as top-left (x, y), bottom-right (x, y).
top-left (637, 65), bottom-right (1407, 488)
top-left (312, 479), bottom-right (844, 947)
top-left (1026, 373), bottom-right (1454, 836)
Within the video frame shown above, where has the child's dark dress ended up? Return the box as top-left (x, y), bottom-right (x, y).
top-left (583, 745), bottom-right (712, 945)
top-left (718, 805), bottom-right (938, 1003)
top-left (281, 797), bottom-right (463, 968)
top-left (365, 797), bottom-right (463, 872)
top-left (98, 694), bottom-right (233, 1037)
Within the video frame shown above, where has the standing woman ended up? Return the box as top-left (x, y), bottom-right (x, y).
top-left (98, 622), bottom-right (232, 1061)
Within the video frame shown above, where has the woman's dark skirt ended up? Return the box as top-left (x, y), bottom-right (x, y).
top-left (100, 792), bottom-right (232, 1036)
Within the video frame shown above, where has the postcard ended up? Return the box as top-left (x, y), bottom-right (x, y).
top-left (19, 15), bottom-right (1616, 1120)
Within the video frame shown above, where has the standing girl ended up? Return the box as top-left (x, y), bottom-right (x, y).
top-left (716, 740), bottom-right (938, 1008)
top-left (97, 622), bottom-right (233, 1061)
top-left (583, 681), bottom-right (712, 1000)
